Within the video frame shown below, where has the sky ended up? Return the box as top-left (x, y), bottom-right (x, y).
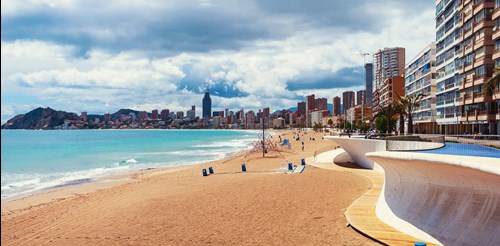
top-left (1, 0), bottom-right (435, 123)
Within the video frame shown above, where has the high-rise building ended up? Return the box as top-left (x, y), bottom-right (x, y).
top-left (152, 109), bottom-right (159, 120)
top-left (365, 63), bottom-right (374, 105)
top-left (332, 96), bottom-right (341, 116)
top-left (161, 109), bottom-right (170, 121)
top-left (356, 90), bottom-right (366, 106)
top-left (139, 111), bottom-right (147, 120)
top-left (456, 0), bottom-right (499, 134)
top-left (315, 98), bottom-right (328, 111)
top-left (186, 109), bottom-right (195, 119)
top-left (176, 111), bottom-right (184, 119)
top-left (435, 0), bottom-right (461, 134)
top-left (306, 94), bottom-right (315, 126)
top-left (81, 112), bottom-right (87, 122)
top-left (373, 47), bottom-right (405, 90)
top-left (492, 0), bottom-right (500, 134)
top-left (104, 113), bottom-right (111, 122)
top-left (405, 42), bottom-right (437, 134)
top-left (342, 91), bottom-right (355, 114)
top-left (372, 76), bottom-right (405, 116)
top-left (225, 108), bottom-right (229, 118)
top-left (202, 89), bottom-right (212, 118)
top-left (297, 102), bottom-right (306, 117)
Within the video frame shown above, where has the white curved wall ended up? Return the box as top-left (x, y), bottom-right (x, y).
top-left (324, 136), bottom-right (385, 170)
top-left (367, 152), bottom-right (500, 246)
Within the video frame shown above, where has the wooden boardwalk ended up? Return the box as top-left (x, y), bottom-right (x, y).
top-left (307, 152), bottom-right (438, 246)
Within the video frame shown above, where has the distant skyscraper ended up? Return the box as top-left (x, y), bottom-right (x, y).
top-left (81, 112), bottom-right (87, 122)
top-left (202, 89), bottom-right (212, 118)
top-left (176, 111), bottom-right (184, 119)
top-left (263, 107), bottom-right (270, 119)
top-left (315, 98), bottom-right (328, 111)
top-left (342, 91), bottom-right (355, 114)
top-left (356, 90), bottom-right (366, 106)
top-left (332, 96), bottom-right (341, 116)
top-left (161, 109), bottom-right (170, 121)
top-left (305, 94), bottom-right (315, 126)
top-left (152, 109), bottom-right (159, 120)
top-left (297, 102), bottom-right (306, 117)
top-left (365, 63), bottom-right (373, 106)
top-left (104, 113), bottom-right (111, 122)
top-left (192, 105), bottom-right (195, 111)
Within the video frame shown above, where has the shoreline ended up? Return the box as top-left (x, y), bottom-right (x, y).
top-left (1, 129), bottom-right (261, 204)
top-left (1, 129), bottom-right (376, 245)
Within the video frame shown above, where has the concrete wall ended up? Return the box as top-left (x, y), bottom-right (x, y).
top-left (324, 136), bottom-right (385, 170)
top-left (367, 152), bottom-right (500, 246)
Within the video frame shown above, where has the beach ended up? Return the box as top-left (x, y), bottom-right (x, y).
top-left (1, 130), bottom-right (377, 245)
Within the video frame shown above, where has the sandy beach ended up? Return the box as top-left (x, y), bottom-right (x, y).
top-left (1, 130), bottom-right (377, 245)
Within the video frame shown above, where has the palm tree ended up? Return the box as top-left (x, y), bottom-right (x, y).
top-left (485, 66), bottom-right (500, 96)
top-left (375, 103), bottom-right (396, 134)
top-left (397, 94), bottom-right (425, 134)
top-left (394, 98), bottom-right (405, 134)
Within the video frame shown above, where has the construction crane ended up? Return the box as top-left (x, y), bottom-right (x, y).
top-left (360, 52), bottom-right (370, 64)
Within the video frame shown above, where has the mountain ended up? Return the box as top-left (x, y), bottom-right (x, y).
top-left (1, 107), bottom-right (80, 129)
top-left (272, 103), bottom-right (343, 115)
top-left (112, 108), bottom-right (140, 117)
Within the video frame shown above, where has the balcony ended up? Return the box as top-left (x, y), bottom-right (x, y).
top-left (494, 28), bottom-right (500, 41)
top-left (494, 6), bottom-right (500, 20)
top-left (464, 93), bottom-right (474, 104)
top-left (473, 91), bottom-right (492, 103)
top-left (473, 20), bottom-right (494, 33)
top-left (493, 48), bottom-right (500, 60)
top-left (477, 110), bottom-right (498, 121)
top-left (463, 77), bottom-right (474, 88)
top-left (473, 56), bottom-right (493, 68)
top-left (463, 27), bottom-right (474, 40)
top-left (474, 35), bottom-right (494, 48)
top-left (473, 1), bottom-right (495, 16)
top-left (473, 73), bottom-right (489, 85)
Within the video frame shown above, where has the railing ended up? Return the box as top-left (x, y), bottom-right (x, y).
top-left (445, 135), bottom-right (500, 149)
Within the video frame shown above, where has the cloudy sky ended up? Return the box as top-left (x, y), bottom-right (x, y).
top-left (1, 0), bottom-right (435, 122)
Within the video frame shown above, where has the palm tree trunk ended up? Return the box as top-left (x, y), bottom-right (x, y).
top-left (408, 115), bottom-right (413, 134)
top-left (399, 114), bottom-right (404, 135)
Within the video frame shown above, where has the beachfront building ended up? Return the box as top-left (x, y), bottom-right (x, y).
top-left (297, 101), bottom-right (306, 118)
top-left (332, 96), bottom-right (341, 116)
top-left (346, 104), bottom-right (372, 123)
top-left (315, 98), bottom-right (328, 111)
top-left (306, 94), bottom-right (315, 127)
top-left (161, 109), bottom-right (169, 121)
top-left (435, 0), bottom-right (461, 134)
top-left (310, 110), bottom-right (330, 127)
top-left (405, 42), bottom-right (438, 134)
top-left (186, 109), bottom-right (195, 120)
top-left (372, 47), bottom-right (405, 119)
top-left (373, 47), bottom-right (405, 90)
top-left (81, 112), bottom-right (87, 122)
top-left (457, 0), bottom-right (499, 134)
top-left (202, 89), bottom-right (212, 118)
top-left (342, 91), bottom-right (355, 116)
top-left (272, 118), bottom-right (285, 128)
top-left (365, 63), bottom-right (374, 106)
top-left (152, 109), bottom-right (159, 120)
top-left (356, 90), bottom-right (366, 106)
top-left (373, 76), bottom-right (405, 119)
top-left (493, 0), bottom-right (500, 133)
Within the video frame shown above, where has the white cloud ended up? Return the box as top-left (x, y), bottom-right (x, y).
top-left (1, 1), bottom-right (436, 122)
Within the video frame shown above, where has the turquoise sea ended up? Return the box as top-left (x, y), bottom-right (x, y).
top-left (1, 129), bottom-right (260, 202)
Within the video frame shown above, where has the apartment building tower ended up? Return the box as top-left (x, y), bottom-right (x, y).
top-left (405, 42), bottom-right (438, 134)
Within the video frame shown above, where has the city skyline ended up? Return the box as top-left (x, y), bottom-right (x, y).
top-left (1, 0), bottom-right (435, 123)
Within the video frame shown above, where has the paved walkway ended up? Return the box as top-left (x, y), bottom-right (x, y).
top-left (308, 150), bottom-right (438, 246)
